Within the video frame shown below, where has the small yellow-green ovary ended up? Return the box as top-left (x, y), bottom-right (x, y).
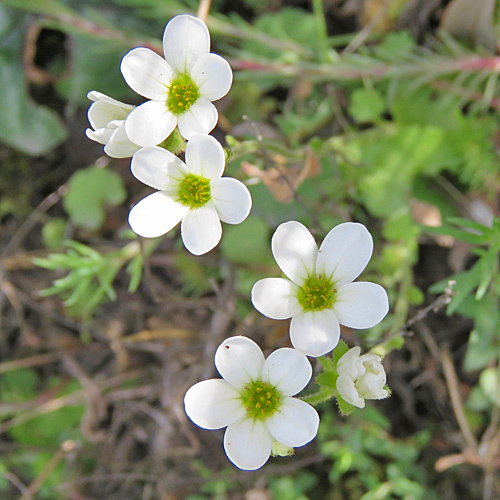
top-left (177, 174), bottom-right (211, 209)
top-left (166, 74), bottom-right (200, 114)
top-left (241, 381), bottom-right (282, 421)
top-left (297, 275), bottom-right (336, 312)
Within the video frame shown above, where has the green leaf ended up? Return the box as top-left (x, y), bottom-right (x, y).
top-left (0, 368), bottom-right (38, 404)
top-left (42, 219), bottom-right (67, 249)
top-left (349, 88), bottom-right (385, 124)
top-left (220, 216), bottom-right (274, 265)
top-left (0, 41), bottom-right (67, 155)
top-left (63, 166), bottom-right (126, 230)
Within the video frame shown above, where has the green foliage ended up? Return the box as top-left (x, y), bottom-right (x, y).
top-left (63, 165), bottom-right (126, 230)
top-left (0, 7), bottom-right (67, 155)
top-left (319, 409), bottom-right (437, 499)
top-left (349, 88), bottom-right (385, 124)
top-left (0, 368), bottom-right (38, 403)
top-left (428, 217), bottom-right (500, 371)
top-left (33, 239), bottom-right (144, 318)
top-left (5, 0), bottom-right (500, 497)
top-left (269, 471), bottom-right (318, 500)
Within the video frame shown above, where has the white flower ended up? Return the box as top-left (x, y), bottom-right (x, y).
top-left (120, 14), bottom-right (232, 146)
top-left (336, 346), bottom-right (389, 408)
top-left (86, 91), bottom-right (141, 158)
top-left (184, 336), bottom-right (319, 470)
top-left (128, 133), bottom-right (251, 255)
top-left (251, 221), bottom-right (389, 357)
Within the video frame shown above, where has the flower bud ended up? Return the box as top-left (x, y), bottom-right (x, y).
top-left (336, 346), bottom-right (389, 408)
top-left (86, 91), bottom-right (140, 158)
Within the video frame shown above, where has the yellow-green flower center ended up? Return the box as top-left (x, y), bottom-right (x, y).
top-left (297, 275), bottom-right (336, 312)
top-left (240, 380), bottom-right (282, 421)
top-left (166, 74), bottom-right (200, 114)
top-left (177, 174), bottom-right (211, 209)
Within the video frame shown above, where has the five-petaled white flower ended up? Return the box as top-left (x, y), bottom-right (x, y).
top-left (86, 91), bottom-right (141, 158)
top-left (128, 133), bottom-right (251, 255)
top-left (336, 346), bottom-right (389, 408)
top-left (184, 336), bottom-right (319, 470)
top-left (251, 221), bottom-right (389, 357)
top-left (120, 14), bottom-right (232, 146)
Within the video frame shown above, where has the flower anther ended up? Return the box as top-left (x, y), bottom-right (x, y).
top-left (297, 274), bottom-right (336, 312)
top-left (166, 74), bottom-right (201, 114)
top-left (251, 221), bottom-right (389, 357)
top-left (184, 336), bottom-right (319, 470)
top-left (241, 380), bottom-right (281, 420)
top-left (120, 14), bottom-right (233, 146)
top-left (176, 173), bottom-right (211, 209)
top-left (128, 134), bottom-right (251, 255)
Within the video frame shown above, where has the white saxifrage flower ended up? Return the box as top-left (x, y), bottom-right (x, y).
top-left (184, 336), bottom-right (319, 470)
top-left (251, 221), bottom-right (389, 357)
top-left (128, 133), bottom-right (251, 255)
top-left (120, 14), bottom-right (232, 146)
top-left (336, 346), bottom-right (389, 408)
top-left (86, 91), bottom-right (141, 158)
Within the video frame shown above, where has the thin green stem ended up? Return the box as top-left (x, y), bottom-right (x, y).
top-left (300, 386), bottom-right (335, 406)
top-left (311, 0), bottom-right (332, 62)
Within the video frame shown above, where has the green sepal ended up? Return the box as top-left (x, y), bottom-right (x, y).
top-left (332, 340), bottom-right (350, 365)
top-left (158, 128), bottom-right (186, 155)
top-left (336, 394), bottom-right (356, 416)
top-left (315, 371), bottom-right (337, 389)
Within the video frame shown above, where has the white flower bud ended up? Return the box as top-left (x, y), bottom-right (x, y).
top-left (86, 91), bottom-right (141, 158)
top-left (336, 346), bottom-right (389, 408)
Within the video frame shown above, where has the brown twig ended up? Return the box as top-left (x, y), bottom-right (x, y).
top-left (440, 345), bottom-right (478, 452)
top-left (20, 441), bottom-right (76, 500)
top-left (197, 0), bottom-right (212, 22)
top-left (1, 185), bottom-right (67, 259)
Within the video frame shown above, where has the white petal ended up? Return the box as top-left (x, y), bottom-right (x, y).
top-left (337, 346), bottom-right (365, 379)
top-left (215, 336), bottom-right (265, 390)
top-left (224, 418), bottom-right (272, 470)
top-left (290, 309), bottom-right (340, 357)
top-left (88, 100), bottom-right (131, 130)
top-left (184, 379), bottom-right (246, 430)
top-left (86, 127), bottom-right (113, 145)
top-left (120, 48), bottom-right (173, 100)
top-left (163, 14), bottom-right (210, 74)
top-left (251, 278), bottom-right (301, 320)
top-left (128, 191), bottom-right (188, 238)
top-left (316, 222), bottom-right (373, 287)
top-left (131, 146), bottom-right (186, 191)
top-left (191, 53), bottom-right (233, 101)
top-left (211, 178), bottom-right (252, 224)
top-left (87, 91), bottom-right (135, 110)
top-left (261, 348), bottom-right (312, 397)
top-left (184, 133), bottom-right (225, 179)
top-left (125, 101), bottom-right (177, 147)
top-left (271, 221), bottom-right (318, 286)
top-left (176, 99), bottom-right (218, 140)
top-left (334, 282), bottom-right (389, 329)
top-left (266, 397), bottom-right (319, 447)
top-left (180, 203), bottom-right (222, 255)
top-left (336, 374), bottom-right (365, 408)
top-left (104, 124), bottom-right (142, 158)
top-left (356, 372), bottom-right (388, 400)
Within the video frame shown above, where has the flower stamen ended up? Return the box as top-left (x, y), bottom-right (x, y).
top-left (167, 74), bottom-right (200, 115)
top-left (297, 275), bottom-right (336, 312)
top-left (240, 380), bottom-right (281, 421)
top-left (177, 174), bottom-right (211, 209)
